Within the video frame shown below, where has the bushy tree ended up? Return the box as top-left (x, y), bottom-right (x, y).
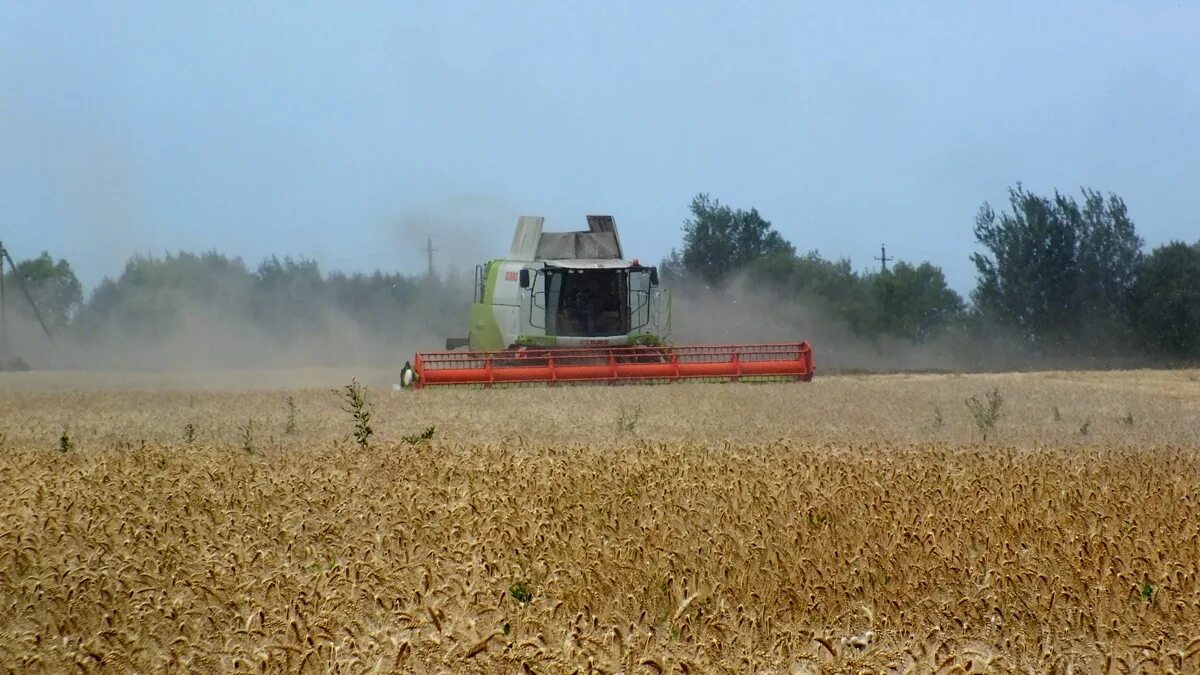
top-left (971, 184), bottom-right (1141, 352)
top-left (1130, 241), bottom-right (1200, 359)
top-left (971, 185), bottom-right (1079, 349)
top-left (253, 256), bottom-right (327, 335)
top-left (670, 193), bottom-right (795, 286)
top-left (746, 250), bottom-right (862, 316)
top-left (72, 250), bottom-right (469, 349)
top-left (744, 248), bottom-right (888, 331)
top-left (1070, 190), bottom-right (1142, 350)
top-left (77, 251), bottom-right (255, 338)
top-left (863, 261), bottom-right (965, 342)
top-left (3, 251), bottom-right (82, 331)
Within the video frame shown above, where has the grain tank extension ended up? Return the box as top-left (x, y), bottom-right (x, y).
top-left (401, 215), bottom-right (813, 388)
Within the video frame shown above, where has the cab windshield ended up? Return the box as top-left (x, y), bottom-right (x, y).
top-left (545, 268), bottom-right (630, 337)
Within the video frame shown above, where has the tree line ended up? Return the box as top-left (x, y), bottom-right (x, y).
top-left (1, 251), bottom-right (468, 366)
top-left (2, 183), bottom-right (1198, 366)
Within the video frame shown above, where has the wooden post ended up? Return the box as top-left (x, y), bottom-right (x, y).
top-left (1, 246), bottom-right (54, 343)
top-left (0, 242), bottom-right (6, 357)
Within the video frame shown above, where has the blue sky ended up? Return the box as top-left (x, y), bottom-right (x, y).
top-left (2, 2), bottom-right (1197, 295)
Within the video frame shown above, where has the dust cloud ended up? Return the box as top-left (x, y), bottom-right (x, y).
top-left (0, 299), bottom-right (446, 378)
top-left (382, 194), bottom-right (518, 281)
top-left (667, 273), bottom-right (1019, 374)
top-left (0, 261), bottom-right (1022, 383)
top-left (0, 185), bottom-right (521, 384)
top-left (0, 260), bottom-right (472, 386)
top-left (0, 234), bottom-right (1037, 384)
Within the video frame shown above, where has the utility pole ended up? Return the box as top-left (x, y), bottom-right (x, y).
top-left (424, 237), bottom-right (437, 280)
top-left (875, 244), bottom-right (893, 273)
top-left (0, 241), bottom-right (6, 357)
top-left (0, 245), bottom-right (53, 344)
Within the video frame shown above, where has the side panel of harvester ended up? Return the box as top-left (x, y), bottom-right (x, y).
top-left (469, 260), bottom-right (539, 351)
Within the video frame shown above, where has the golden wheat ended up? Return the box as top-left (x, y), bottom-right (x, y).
top-left (0, 369), bottom-right (1198, 672)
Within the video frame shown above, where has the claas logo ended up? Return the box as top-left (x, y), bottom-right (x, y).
top-left (504, 271), bottom-right (519, 281)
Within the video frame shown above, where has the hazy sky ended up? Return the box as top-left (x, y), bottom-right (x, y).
top-left (2, 2), bottom-right (1197, 295)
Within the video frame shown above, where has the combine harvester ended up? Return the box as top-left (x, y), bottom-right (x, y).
top-left (401, 216), bottom-right (813, 388)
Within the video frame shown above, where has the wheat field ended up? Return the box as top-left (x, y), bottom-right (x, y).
top-left (1, 369), bottom-right (1199, 673)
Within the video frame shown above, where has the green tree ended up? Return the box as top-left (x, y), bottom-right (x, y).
top-left (670, 193), bottom-right (795, 286)
top-left (658, 248), bottom-right (688, 286)
top-left (1069, 189), bottom-right (1142, 350)
top-left (1129, 241), bottom-right (1200, 359)
top-left (75, 251), bottom-right (255, 339)
top-left (971, 184), bottom-right (1141, 353)
top-left (745, 251), bottom-right (870, 332)
top-left (72, 248), bottom-right (471, 348)
top-left (971, 185), bottom-right (1079, 350)
top-left (864, 261), bottom-right (965, 341)
top-left (3, 251), bottom-right (82, 331)
top-left (253, 256), bottom-right (327, 337)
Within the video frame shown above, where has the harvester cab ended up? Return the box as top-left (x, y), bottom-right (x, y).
top-left (401, 215), bottom-right (813, 388)
top-left (447, 215), bottom-right (671, 352)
